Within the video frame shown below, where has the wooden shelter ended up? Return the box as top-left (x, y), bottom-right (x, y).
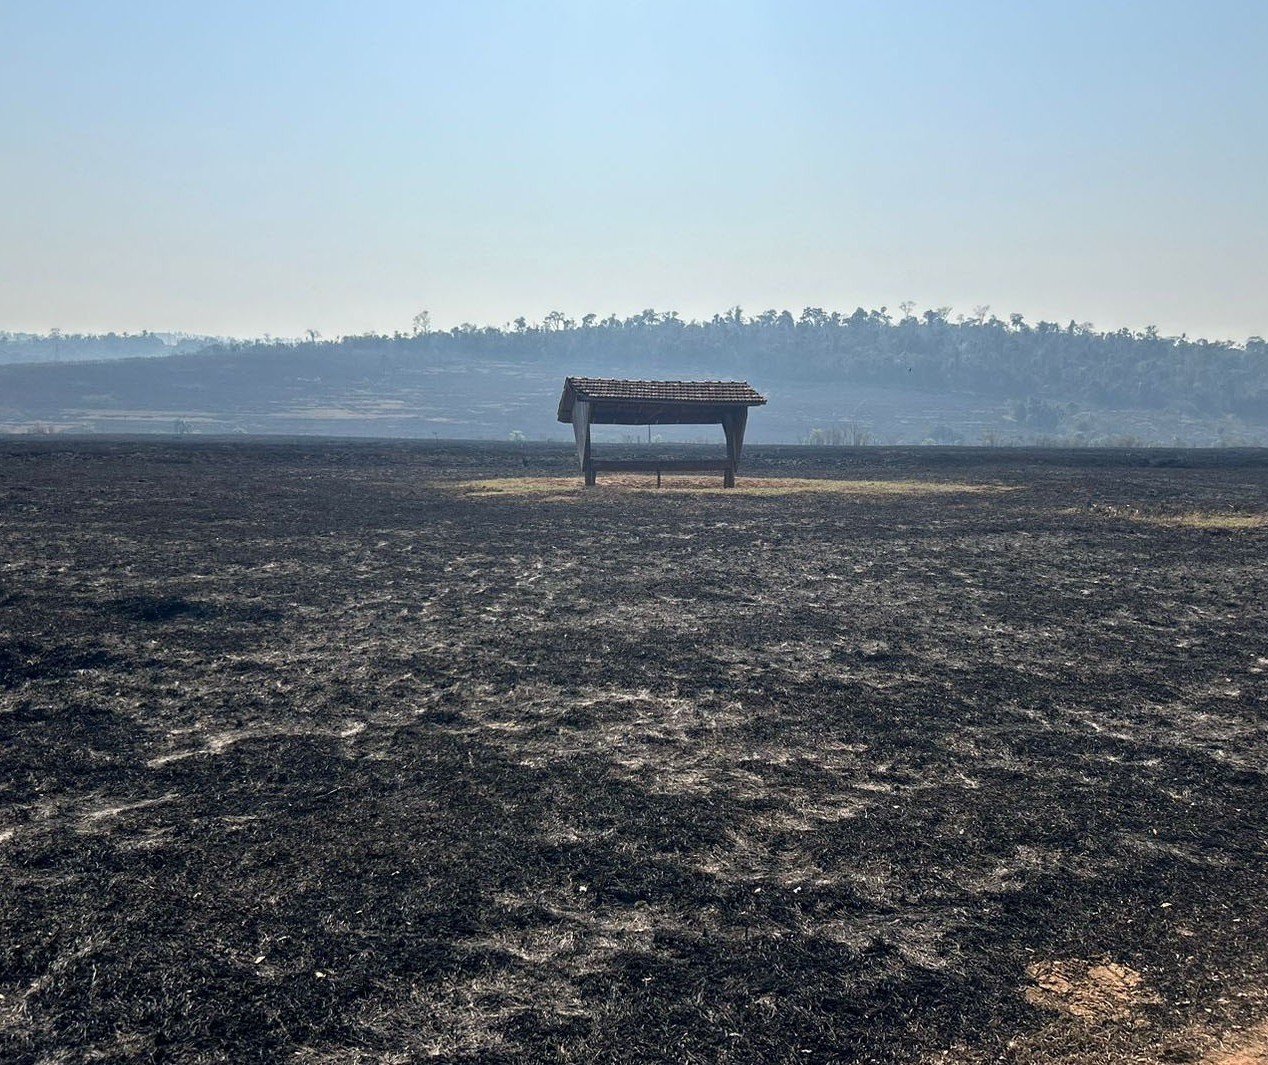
top-left (556, 377), bottom-right (767, 487)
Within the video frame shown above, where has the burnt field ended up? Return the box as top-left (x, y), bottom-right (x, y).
top-left (2, 438), bottom-right (1267, 1064)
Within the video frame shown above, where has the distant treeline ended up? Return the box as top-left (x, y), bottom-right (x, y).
top-left (8, 307), bottom-right (1268, 422)
top-left (0, 331), bottom-right (212, 364)
top-left (210, 307), bottom-right (1267, 422)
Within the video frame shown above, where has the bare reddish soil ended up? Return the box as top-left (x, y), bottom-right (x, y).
top-left (1, 439), bottom-right (1266, 1064)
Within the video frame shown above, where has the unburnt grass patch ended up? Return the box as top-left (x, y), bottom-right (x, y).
top-left (1134, 511), bottom-right (1268, 531)
top-left (455, 474), bottom-right (1016, 499)
top-left (1071, 504), bottom-right (1268, 531)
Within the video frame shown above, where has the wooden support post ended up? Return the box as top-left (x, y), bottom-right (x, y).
top-left (720, 408), bottom-right (749, 488)
top-left (571, 400), bottom-right (594, 487)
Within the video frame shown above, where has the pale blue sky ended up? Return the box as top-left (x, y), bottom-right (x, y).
top-left (2, 1), bottom-right (1265, 340)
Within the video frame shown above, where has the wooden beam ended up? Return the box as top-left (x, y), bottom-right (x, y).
top-left (590, 459), bottom-right (736, 473)
top-left (583, 402), bottom-right (738, 425)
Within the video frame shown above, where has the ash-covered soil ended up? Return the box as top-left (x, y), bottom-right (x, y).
top-left (1, 439), bottom-right (1266, 1064)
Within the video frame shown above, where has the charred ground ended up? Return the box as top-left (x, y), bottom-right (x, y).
top-left (1, 439), bottom-right (1266, 1064)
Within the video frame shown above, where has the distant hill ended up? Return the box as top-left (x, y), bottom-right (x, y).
top-left (3, 309), bottom-right (1266, 445)
top-left (0, 331), bottom-right (220, 366)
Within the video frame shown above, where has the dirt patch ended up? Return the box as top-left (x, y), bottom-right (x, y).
top-left (1025, 958), bottom-right (1163, 1023)
top-left (1203, 1020), bottom-right (1268, 1065)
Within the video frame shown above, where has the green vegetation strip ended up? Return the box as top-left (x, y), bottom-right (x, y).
top-left (454, 475), bottom-right (1015, 498)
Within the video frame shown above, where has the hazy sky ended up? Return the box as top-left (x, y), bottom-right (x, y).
top-left (3, 1), bottom-right (1265, 341)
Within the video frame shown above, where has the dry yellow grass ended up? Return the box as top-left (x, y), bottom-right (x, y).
top-left (1074, 506), bottom-right (1267, 530)
top-left (1134, 512), bottom-right (1267, 530)
top-left (452, 475), bottom-right (1015, 499)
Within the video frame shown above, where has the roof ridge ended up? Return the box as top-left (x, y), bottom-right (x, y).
top-left (565, 377), bottom-right (762, 386)
top-left (558, 377), bottom-right (766, 421)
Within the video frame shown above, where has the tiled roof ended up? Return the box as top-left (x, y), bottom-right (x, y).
top-left (563, 377), bottom-right (766, 407)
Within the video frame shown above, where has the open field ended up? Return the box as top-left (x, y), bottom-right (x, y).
top-left (2, 439), bottom-right (1267, 1064)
